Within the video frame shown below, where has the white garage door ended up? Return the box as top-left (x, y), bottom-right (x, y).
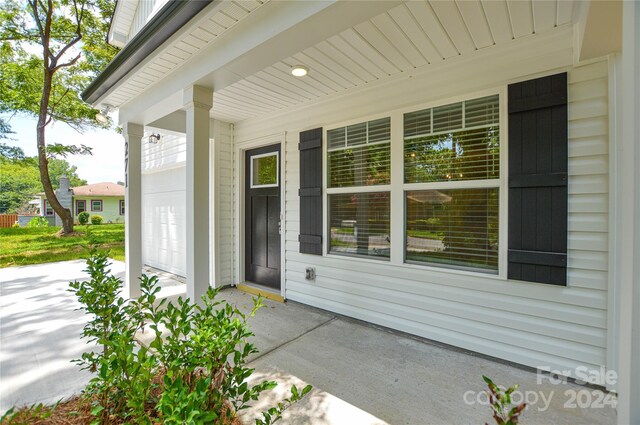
top-left (142, 166), bottom-right (186, 277)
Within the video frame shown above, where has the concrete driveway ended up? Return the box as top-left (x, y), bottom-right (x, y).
top-left (0, 260), bottom-right (616, 424)
top-left (0, 260), bottom-right (124, 412)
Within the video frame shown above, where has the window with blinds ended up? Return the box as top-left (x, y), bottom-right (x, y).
top-left (404, 95), bottom-right (499, 184)
top-left (327, 117), bottom-right (391, 260)
top-left (405, 189), bottom-right (499, 271)
top-left (328, 118), bottom-right (391, 188)
top-left (403, 94), bottom-right (501, 273)
top-left (328, 192), bottom-right (390, 258)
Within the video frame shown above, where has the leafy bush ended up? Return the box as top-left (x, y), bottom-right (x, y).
top-left (11, 221), bottom-right (20, 228)
top-left (483, 375), bottom-right (526, 425)
top-left (90, 214), bottom-right (103, 225)
top-left (69, 250), bottom-right (310, 424)
top-left (78, 211), bottom-right (90, 225)
top-left (27, 216), bottom-right (49, 227)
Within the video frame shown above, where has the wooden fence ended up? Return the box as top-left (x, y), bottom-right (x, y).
top-left (0, 214), bottom-right (18, 228)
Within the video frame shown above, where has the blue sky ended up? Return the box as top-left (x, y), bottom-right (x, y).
top-left (4, 114), bottom-right (124, 184)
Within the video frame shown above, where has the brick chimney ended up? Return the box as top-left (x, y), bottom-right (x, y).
top-left (54, 175), bottom-right (73, 226)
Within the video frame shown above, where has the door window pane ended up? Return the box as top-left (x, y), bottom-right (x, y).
top-left (251, 153), bottom-right (278, 187)
top-left (329, 192), bottom-right (390, 259)
top-left (405, 188), bottom-right (499, 272)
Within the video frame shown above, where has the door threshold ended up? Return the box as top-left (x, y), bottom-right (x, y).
top-left (236, 282), bottom-right (285, 303)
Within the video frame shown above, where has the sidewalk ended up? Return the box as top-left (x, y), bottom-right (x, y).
top-left (0, 260), bottom-right (616, 424)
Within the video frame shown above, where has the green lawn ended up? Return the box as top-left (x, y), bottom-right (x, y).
top-left (0, 224), bottom-right (125, 268)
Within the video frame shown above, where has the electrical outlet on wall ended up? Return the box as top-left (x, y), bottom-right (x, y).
top-left (305, 267), bottom-right (316, 281)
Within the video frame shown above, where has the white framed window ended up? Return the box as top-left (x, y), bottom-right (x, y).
top-left (250, 151), bottom-right (279, 188)
top-left (326, 117), bottom-right (391, 259)
top-left (119, 199), bottom-right (125, 215)
top-left (91, 200), bottom-right (103, 212)
top-left (44, 200), bottom-right (54, 216)
top-left (403, 94), bottom-right (501, 273)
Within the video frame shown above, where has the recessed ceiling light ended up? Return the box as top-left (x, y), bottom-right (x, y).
top-left (291, 65), bottom-right (308, 77)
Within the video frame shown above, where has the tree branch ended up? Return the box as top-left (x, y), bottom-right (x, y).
top-left (52, 53), bottom-right (81, 72)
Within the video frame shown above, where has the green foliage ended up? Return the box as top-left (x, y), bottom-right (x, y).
top-left (0, 0), bottom-right (118, 131)
top-left (0, 0), bottom-right (118, 231)
top-left (69, 251), bottom-right (312, 424)
top-left (0, 401), bottom-right (59, 423)
top-left (0, 157), bottom-right (41, 213)
top-left (90, 214), bottom-right (102, 225)
top-left (46, 158), bottom-right (88, 188)
top-left (482, 376), bottom-right (527, 425)
top-left (11, 221), bottom-right (20, 228)
top-left (78, 211), bottom-right (90, 225)
top-left (0, 143), bottom-right (87, 213)
top-left (27, 216), bottom-right (49, 227)
top-left (0, 142), bottom-right (23, 159)
top-left (0, 117), bottom-right (14, 140)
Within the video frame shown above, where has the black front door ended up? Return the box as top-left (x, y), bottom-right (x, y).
top-left (245, 144), bottom-right (281, 289)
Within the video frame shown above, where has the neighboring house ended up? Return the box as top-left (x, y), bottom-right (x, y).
top-left (82, 1), bottom-right (639, 421)
top-left (39, 176), bottom-right (125, 225)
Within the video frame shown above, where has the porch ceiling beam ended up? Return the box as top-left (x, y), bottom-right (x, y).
top-left (118, 0), bottom-right (401, 125)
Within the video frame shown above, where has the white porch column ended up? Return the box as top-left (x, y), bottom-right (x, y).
top-left (617, 1), bottom-right (640, 424)
top-left (123, 122), bottom-right (144, 298)
top-left (184, 86), bottom-right (213, 302)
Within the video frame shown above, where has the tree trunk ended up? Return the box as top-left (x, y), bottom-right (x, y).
top-left (37, 67), bottom-right (74, 234)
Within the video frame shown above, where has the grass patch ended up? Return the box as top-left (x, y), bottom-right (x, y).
top-left (0, 224), bottom-right (124, 268)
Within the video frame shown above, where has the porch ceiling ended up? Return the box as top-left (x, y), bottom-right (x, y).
top-left (101, 0), bottom-right (581, 124)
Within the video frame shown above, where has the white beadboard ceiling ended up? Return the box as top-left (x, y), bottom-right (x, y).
top-left (102, 0), bottom-right (578, 124)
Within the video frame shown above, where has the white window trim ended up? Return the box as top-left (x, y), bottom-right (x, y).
top-left (323, 86), bottom-right (508, 279)
top-left (249, 151), bottom-right (279, 189)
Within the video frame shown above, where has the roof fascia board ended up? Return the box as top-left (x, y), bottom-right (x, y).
top-left (83, 0), bottom-right (213, 104)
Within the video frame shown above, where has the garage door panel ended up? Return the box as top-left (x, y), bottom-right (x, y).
top-left (142, 167), bottom-right (186, 277)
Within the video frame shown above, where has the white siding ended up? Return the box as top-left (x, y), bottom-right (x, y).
top-left (141, 131), bottom-right (187, 276)
top-left (140, 123), bottom-right (234, 284)
top-left (130, 0), bottom-right (169, 41)
top-left (233, 33), bottom-right (611, 383)
top-left (141, 166), bottom-right (186, 276)
top-left (212, 121), bottom-right (235, 286)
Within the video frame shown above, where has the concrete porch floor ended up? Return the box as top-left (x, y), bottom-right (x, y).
top-left (0, 260), bottom-right (616, 424)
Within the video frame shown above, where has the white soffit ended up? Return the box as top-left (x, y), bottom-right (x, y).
top-left (109, 0), bottom-right (139, 48)
top-left (103, 0), bottom-right (578, 123)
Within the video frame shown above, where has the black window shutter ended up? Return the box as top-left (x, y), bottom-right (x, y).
top-left (508, 73), bottom-right (568, 285)
top-left (299, 128), bottom-right (323, 255)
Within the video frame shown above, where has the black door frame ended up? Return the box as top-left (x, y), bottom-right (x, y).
top-left (242, 142), bottom-right (283, 291)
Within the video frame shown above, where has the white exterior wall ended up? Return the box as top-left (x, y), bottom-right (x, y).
top-left (212, 121), bottom-right (235, 287)
top-left (74, 196), bottom-right (124, 224)
top-left (141, 132), bottom-right (187, 276)
top-left (130, 0), bottom-right (168, 41)
top-left (140, 122), bottom-right (235, 283)
top-left (233, 30), bottom-right (612, 383)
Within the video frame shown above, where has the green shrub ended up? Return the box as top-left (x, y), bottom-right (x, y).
top-left (27, 216), bottom-right (49, 228)
top-left (78, 211), bottom-right (90, 225)
top-left (90, 214), bottom-right (103, 225)
top-left (11, 221), bottom-right (20, 228)
top-left (483, 375), bottom-right (526, 425)
top-left (69, 250), bottom-right (310, 424)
